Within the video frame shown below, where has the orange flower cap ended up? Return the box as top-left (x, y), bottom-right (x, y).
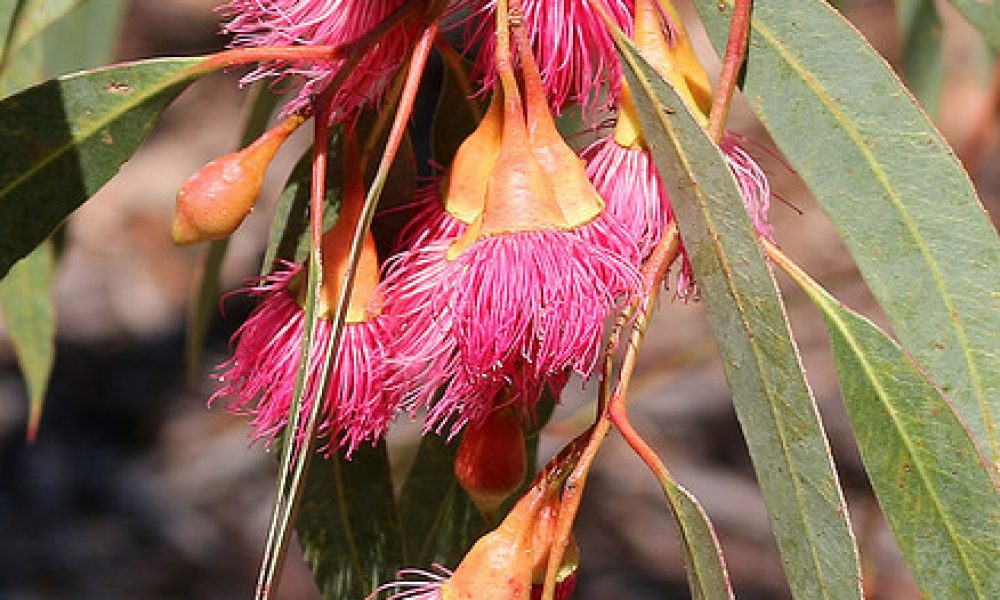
top-left (656, 0), bottom-right (713, 113)
top-left (614, 0), bottom-right (712, 147)
top-left (172, 114), bottom-right (304, 245)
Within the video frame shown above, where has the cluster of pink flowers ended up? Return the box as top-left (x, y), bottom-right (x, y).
top-left (203, 0), bottom-right (772, 460)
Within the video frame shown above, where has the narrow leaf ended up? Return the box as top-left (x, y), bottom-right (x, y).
top-left (772, 246), bottom-right (1000, 598)
top-left (695, 0), bottom-right (1000, 473)
top-left (613, 36), bottom-right (863, 599)
top-left (896, 0), bottom-right (944, 116)
top-left (41, 0), bottom-right (127, 77)
top-left (946, 0), bottom-right (1000, 53)
top-left (262, 135), bottom-right (342, 274)
top-left (398, 433), bottom-right (484, 567)
top-left (661, 479), bottom-right (732, 600)
top-left (0, 240), bottom-right (54, 440)
top-left (0, 56), bottom-right (209, 278)
top-left (296, 443), bottom-right (404, 599)
top-left (2, 0), bottom-right (85, 63)
top-left (0, 0), bottom-right (19, 67)
top-left (431, 57), bottom-right (479, 165)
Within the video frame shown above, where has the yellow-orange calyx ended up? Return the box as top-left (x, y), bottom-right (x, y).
top-left (442, 91), bottom-right (503, 224)
top-left (446, 63), bottom-right (568, 258)
top-left (172, 114), bottom-right (304, 245)
top-left (513, 21), bottom-right (605, 229)
top-left (613, 82), bottom-right (645, 149)
top-left (292, 130), bottom-right (380, 324)
top-left (656, 0), bottom-right (713, 114)
top-left (614, 0), bottom-right (714, 149)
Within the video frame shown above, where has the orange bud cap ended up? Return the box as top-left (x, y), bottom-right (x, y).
top-left (171, 114), bottom-right (304, 245)
top-left (455, 407), bottom-right (528, 517)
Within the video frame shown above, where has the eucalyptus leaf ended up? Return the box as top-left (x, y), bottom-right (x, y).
top-left (2, 0), bottom-right (85, 64)
top-left (296, 443), bottom-right (404, 599)
top-left (0, 56), bottom-right (209, 278)
top-left (773, 246), bottom-right (1000, 598)
top-left (431, 57), bottom-right (479, 166)
top-left (660, 476), bottom-right (733, 600)
top-left (0, 1), bottom-right (16, 59)
top-left (896, 0), bottom-right (944, 116)
top-left (398, 432), bottom-right (484, 568)
top-left (0, 240), bottom-right (54, 440)
top-left (263, 135), bottom-right (342, 274)
top-left (41, 0), bottom-right (127, 77)
top-left (613, 34), bottom-right (863, 599)
top-left (946, 0), bottom-right (1000, 53)
top-left (695, 0), bottom-right (1000, 473)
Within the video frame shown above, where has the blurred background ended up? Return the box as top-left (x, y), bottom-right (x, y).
top-left (0, 0), bottom-right (997, 598)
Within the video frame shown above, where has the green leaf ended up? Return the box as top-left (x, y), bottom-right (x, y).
top-left (296, 443), bottom-right (404, 599)
top-left (656, 469), bottom-right (734, 600)
top-left (695, 0), bottom-right (1000, 474)
top-left (398, 432), bottom-right (484, 567)
top-left (0, 56), bottom-right (208, 278)
top-left (263, 135), bottom-right (342, 274)
top-left (946, 0), bottom-right (1000, 53)
top-left (773, 247), bottom-right (1000, 598)
top-left (0, 2), bottom-right (43, 97)
top-left (0, 1), bottom-right (16, 54)
top-left (613, 35), bottom-right (863, 599)
top-left (0, 240), bottom-right (54, 441)
top-left (0, 0), bottom-right (129, 442)
top-left (41, 0), bottom-right (127, 77)
top-left (1, 0), bottom-right (86, 66)
top-left (896, 0), bottom-right (944, 116)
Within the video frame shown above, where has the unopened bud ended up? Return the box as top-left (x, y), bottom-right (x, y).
top-left (172, 114), bottom-right (304, 245)
top-left (455, 407), bottom-right (527, 518)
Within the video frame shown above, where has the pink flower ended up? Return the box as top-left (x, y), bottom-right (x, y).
top-left (584, 132), bottom-right (773, 297)
top-left (221, 0), bottom-right (417, 119)
top-left (461, 0), bottom-right (634, 113)
top-left (382, 86), bottom-right (642, 434)
top-left (211, 264), bottom-right (398, 455)
top-left (394, 181), bottom-right (468, 252)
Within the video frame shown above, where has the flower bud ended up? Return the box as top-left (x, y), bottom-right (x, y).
top-left (455, 407), bottom-right (527, 518)
top-left (172, 114), bottom-right (304, 245)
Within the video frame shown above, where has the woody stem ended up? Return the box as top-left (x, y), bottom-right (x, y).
top-left (253, 18), bottom-right (439, 599)
top-left (540, 225), bottom-right (681, 600)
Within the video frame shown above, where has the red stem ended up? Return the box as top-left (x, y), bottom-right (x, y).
top-left (196, 0), bottom-right (424, 75)
top-left (541, 225), bottom-right (681, 600)
top-left (708, 0), bottom-right (752, 143)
